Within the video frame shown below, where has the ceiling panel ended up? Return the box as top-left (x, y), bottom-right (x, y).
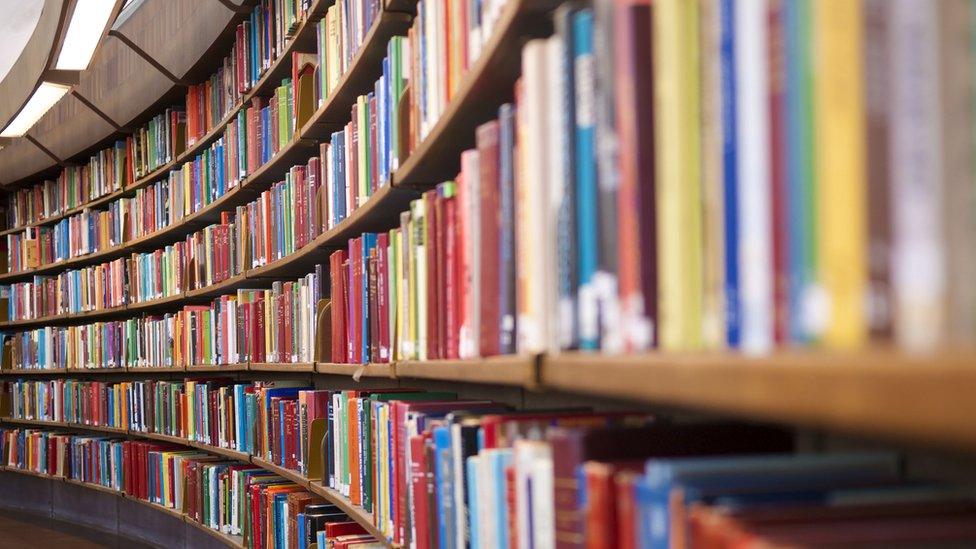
top-left (75, 35), bottom-right (174, 126)
top-left (115, 0), bottom-right (234, 80)
top-left (28, 93), bottom-right (115, 162)
top-left (0, 137), bottom-right (57, 185)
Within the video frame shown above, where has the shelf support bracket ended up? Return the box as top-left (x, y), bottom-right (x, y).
top-left (24, 135), bottom-right (64, 167)
top-left (71, 90), bottom-right (123, 132)
top-left (108, 30), bottom-right (187, 86)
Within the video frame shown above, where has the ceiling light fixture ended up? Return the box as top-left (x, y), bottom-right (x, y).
top-left (0, 82), bottom-right (71, 137)
top-left (55, 0), bottom-right (116, 70)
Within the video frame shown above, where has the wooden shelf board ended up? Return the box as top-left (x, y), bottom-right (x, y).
top-left (394, 356), bottom-right (537, 387)
top-left (133, 430), bottom-right (188, 446)
top-left (249, 362), bottom-right (316, 372)
top-left (68, 368), bottom-right (127, 375)
top-left (63, 477), bottom-right (121, 496)
top-left (315, 362), bottom-right (396, 378)
top-left (251, 456), bottom-right (309, 487)
top-left (126, 292), bottom-right (191, 314)
top-left (186, 272), bottom-right (253, 299)
top-left (541, 349), bottom-right (976, 452)
top-left (306, 482), bottom-right (391, 547)
top-left (187, 519), bottom-right (245, 549)
top-left (186, 364), bottom-right (247, 372)
top-left (126, 366), bottom-right (186, 373)
top-left (189, 440), bottom-right (251, 462)
top-left (128, 494), bottom-right (188, 522)
top-left (0, 368), bottom-right (68, 376)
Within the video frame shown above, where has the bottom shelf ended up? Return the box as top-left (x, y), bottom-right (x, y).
top-left (0, 465), bottom-right (245, 548)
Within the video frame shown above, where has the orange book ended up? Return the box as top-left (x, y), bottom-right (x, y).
top-left (347, 391), bottom-right (362, 504)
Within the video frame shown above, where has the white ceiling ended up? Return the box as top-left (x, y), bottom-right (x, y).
top-left (0, 0), bottom-right (45, 82)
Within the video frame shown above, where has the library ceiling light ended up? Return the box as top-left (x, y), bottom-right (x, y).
top-left (55, 0), bottom-right (116, 70)
top-left (0, 82), bottom-right (71, 137)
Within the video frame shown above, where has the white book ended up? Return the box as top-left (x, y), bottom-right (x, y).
top-left (890, 1), bottom-right (944, 350)
top-left (734, 0), bottom-right (773, 354)
top-left (546, 34), bottom-right (567, 353)
top-left (459, 150), bottom-right (481, 359)
top-left (517, 39), bottom-right (551, 354)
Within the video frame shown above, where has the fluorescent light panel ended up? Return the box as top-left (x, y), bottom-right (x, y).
top-left (0, 82), bottom-right (71, 137)
top-left (55, 0), bottom-right (115, 70)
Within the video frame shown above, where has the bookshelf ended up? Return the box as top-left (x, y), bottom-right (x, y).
top-left (0, 415), bottom-right (393, 547)
top-left (0, 466), bottom-right (245, 548)
top-left (3, 0), bottom-right (976, 547)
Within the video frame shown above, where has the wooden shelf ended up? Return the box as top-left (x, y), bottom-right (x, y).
top-left (186, 364), bottom-right (246, 372)
top-left (540, 350), bottom-right (976, 452)
top-left (1, 465), bottom-right (242, 547)
top-left (306, 482), bottom-right (391, 546)
top-left (251, 456), bottom-right (310, 487)
top-left (63, 476), bottom-right (121, 496)
top-left (249, 362), bottom-right (316, 372)
top-left (127, 366), bottom-right (185, 373)
top-left (316, 362), bottom-right (396, 378)
top-left (187, 519), bottom-right (246, 549)
top-left (0, 416), bottom-right (386, 545)
top-left (394, 356), bottom-right (537, 387)
top-left (0, 368), bottom-right (68, 376)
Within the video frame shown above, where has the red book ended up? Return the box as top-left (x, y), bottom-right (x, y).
top-left (330, 250), bottom-right (349, 362)
top-left (409, 434), bottom-right (431, 549)
top-left (420, 190), bottom-right (438, 359)
top-left (376, 233), bottom-right (391, 362)
top-left (444, 194), bottom-right (459, 359)
top-left (323, 522), bottom-right (368, 538)
top-left (768, 2), bottom-right (788, 344)
top-left (614, 471), bottom-right (640, 549)
top-left (614, 0), bottom-right (657, 350)
top-left (477, 120), bottom-right (501, 356)
top-left (434, 189), bottom-right (448, 359)
top-left (349, 238), bottom-right (363, 363)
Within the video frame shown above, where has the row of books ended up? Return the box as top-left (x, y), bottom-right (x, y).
top-left (2, 106), bottom-right (187, 233)
top-left (407, 0), bottom-right (509, 146)
top-left (3, 258), bottom-right (127, 321)
top-left (5, 270), bottom-right (323, 369)
top-left (0, 427), bottom-right (385, 548)
top-left (3, 143), bottom-right (127, 229)
top-left (1, 0), bottom-right (323, 234)
top-left (2, 427), bottom-right (124, 489)
top-left (315, 0), bottom-right (381, 111)
top-left (531, 1), bottom-right (976, 352)
top-left (9, 385), bottom-right (974, 547)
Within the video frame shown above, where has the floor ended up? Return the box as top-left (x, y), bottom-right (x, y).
top-left (0, 511), bottom-right (152, 548)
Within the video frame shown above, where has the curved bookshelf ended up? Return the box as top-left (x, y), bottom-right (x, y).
top-left (0, 3), bottom-right (414, 287)
top-left (6, 348), bottom-right (976, 455)
top-left (0, 416), bottom-right (394, 547)
top-left (0, 0), bottom-right (267, 235)
top-left (0, 466), bottom-right (245, 548)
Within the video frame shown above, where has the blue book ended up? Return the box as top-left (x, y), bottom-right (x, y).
top-left (466, 455), bottom-right (480, 549)
top-left (572, 10), bottom-right (599, 350)
top-left (639, 453), bottom-right (900, 549)
top-left (333, 131), bottom-right (346, 224)
top-left (296, 512), bottom-right (306, 549)
top-left (784, 0), bottom-right (814, 344)
top-left (360, 233), bottom-right (378, 362)
top-left (433, 425), bottom-right (456, 549)
top-left (720, 0), bottom-right (741, 347)
top-left (492, 449), bottom-right (513, 549)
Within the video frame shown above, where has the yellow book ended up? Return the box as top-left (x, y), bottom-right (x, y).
top-left (655, 0), bottom-right (704, 350)
top-left (814, 0), bottom-right (867, 347)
